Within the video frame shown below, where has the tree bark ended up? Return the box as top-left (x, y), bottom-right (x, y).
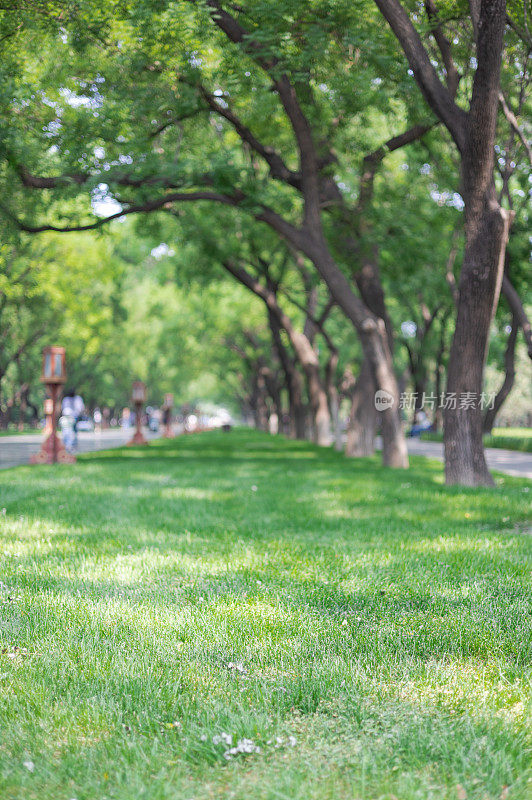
top-left (294, 332), bottom-right (331, 446)
top-left (253, 370), bottom-right (269, 432)
top-left (325, 350), bottom-right (343, 451)
top-left (261, 366), bottom-right (282, 435)
top-left (344, 360), bottom-right (378, 457)
top-left (444, 191), bottom-right (510, 485)
top-left (267, 309), bottom-right (306, 439)
top-left (443, 2), bottom-right (510, 484)
top-left (433, 310), bottom-right (451, 432)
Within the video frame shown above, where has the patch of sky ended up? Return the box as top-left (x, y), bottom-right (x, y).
top-left (151, 243), bottom-right (176, 259)
top-left (401, 320), bottom-right (417, 338)
top-left (91, 184), bottom-right (123, 218)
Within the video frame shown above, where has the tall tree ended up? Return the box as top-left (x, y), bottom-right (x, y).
top-left (0, 0), bottom-right (413, 467)
top-left (373, 0), bottom-right (518, 484)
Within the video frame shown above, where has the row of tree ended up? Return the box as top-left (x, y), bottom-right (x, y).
top-left (0, 225), bottom-right (268, 422)
top-left (0, 0), bottom-right (530, 485)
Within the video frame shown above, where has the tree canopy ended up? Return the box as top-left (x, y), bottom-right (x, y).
top-left (0, 0), bottom-right (530, 484)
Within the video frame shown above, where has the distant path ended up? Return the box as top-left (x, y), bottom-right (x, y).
top-left (402, 438), bottom-right (532, 479)
top-left (0, 428), bottom-right (161, 469)
top-left (1, 428), bottom-right (531, 478)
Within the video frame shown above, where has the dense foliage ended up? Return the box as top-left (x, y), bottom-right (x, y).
top-left (0, 1), bottom-right (529, 475)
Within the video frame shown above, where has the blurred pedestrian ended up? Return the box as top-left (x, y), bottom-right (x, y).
top-left (61, 389), bottom-right (77, 452)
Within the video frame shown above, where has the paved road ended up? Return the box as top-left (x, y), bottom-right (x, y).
top-left (1, 429), bottom-right (531, 478)
top-left (393, 437), bottom-right (532, 480)
top-left (0, 428), bottom-right (161, 470)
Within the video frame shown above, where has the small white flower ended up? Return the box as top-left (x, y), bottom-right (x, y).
top-left (251, 485), bottom-right (258, 492)
top-left (341, 618), bottom-right (348, 626)
top-left (200, 734), bottom-right (207, 741)
top-left (23, 761), bottom-right (35, 772)
top-left (288, 735), bottom-right (297, 747)
top-left (223, 737), bottom-right (260, 759)
top-left (212, 735), bottom-right (222, 745)
top-left (227, 661), bottom-right (246, 673)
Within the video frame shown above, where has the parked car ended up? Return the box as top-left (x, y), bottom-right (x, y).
top-left (76, 415), bottom-right (95, 432)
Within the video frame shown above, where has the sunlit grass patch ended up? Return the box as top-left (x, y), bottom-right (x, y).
top-left (0, 429), bottom-right (530, 799)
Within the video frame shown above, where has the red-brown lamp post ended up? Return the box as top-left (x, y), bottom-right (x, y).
top-left (162, 392), bottom-right (174, 438)
top-left (127, 381), bottom-right (148, 446)
top-left (30, 346), bottom-right (76, 464)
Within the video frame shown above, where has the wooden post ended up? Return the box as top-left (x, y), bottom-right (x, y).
top-left (30, 346), bottom-right (75, 465)
top-left (127, 381), bottom-right (148, 446)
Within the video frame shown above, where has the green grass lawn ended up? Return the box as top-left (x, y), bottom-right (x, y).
top-left (0, 429), bottom-right (531, 800)
top-left (421, 428), bottom-right (532, 453)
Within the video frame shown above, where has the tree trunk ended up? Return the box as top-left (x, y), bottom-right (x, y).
top-left (253, 372), bottom-right (269, 432)
top-left (304, 359), bottom-right (331, 446)
top-left (444, 192), bottom-right (511, 485)
top-left (483, 313), bottom-right (518, 434)
top-left (261, 366), bottom-right (282, 435)
top-left (345, 360), bottom-right (378, 457)
top-left (433, 311), bottom-right (450, 432)
top-left (303, 241), bottom-right (407, 467)
top-left (329, 389), bottom-right (342, 451)
top-left (324, 350), bottom-right (342, 450)
top-left (412, 378), bottom-right (426, 425)
top-left (442, 0), bottom-right (510, 486)
top-left (373, 0), bottom-right (508, 484)
top-left (268, 309), bottom-right (306, 439)
top-left (344, 243), bottom-right (401, 458)
top-left (291, 398), bottom-right (307, 440)
top-left (363, 326), bottom-right (407, 467)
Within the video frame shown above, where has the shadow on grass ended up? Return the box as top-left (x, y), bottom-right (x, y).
top-left (1, 430), bottom-right (530, 797)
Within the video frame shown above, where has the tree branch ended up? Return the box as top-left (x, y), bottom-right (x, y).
top-left (498, 91), bottom-right (532, 164)
top-left (197, 83), bottom-right (301, 187)
top-left (373, 0), bottom-right (467, 150)
top-left (506, 13), bottom-right (532, 48)
top-left (358, 122), bottom-right (435, 211)
top-left (501, 274), bottom-right (532, 359)
top-left (424, 0), bottom-right (460, 96)
top-left (1, 190), bottom-right (244, 233)
top-left (195, 0), bottom-right (323, 228)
